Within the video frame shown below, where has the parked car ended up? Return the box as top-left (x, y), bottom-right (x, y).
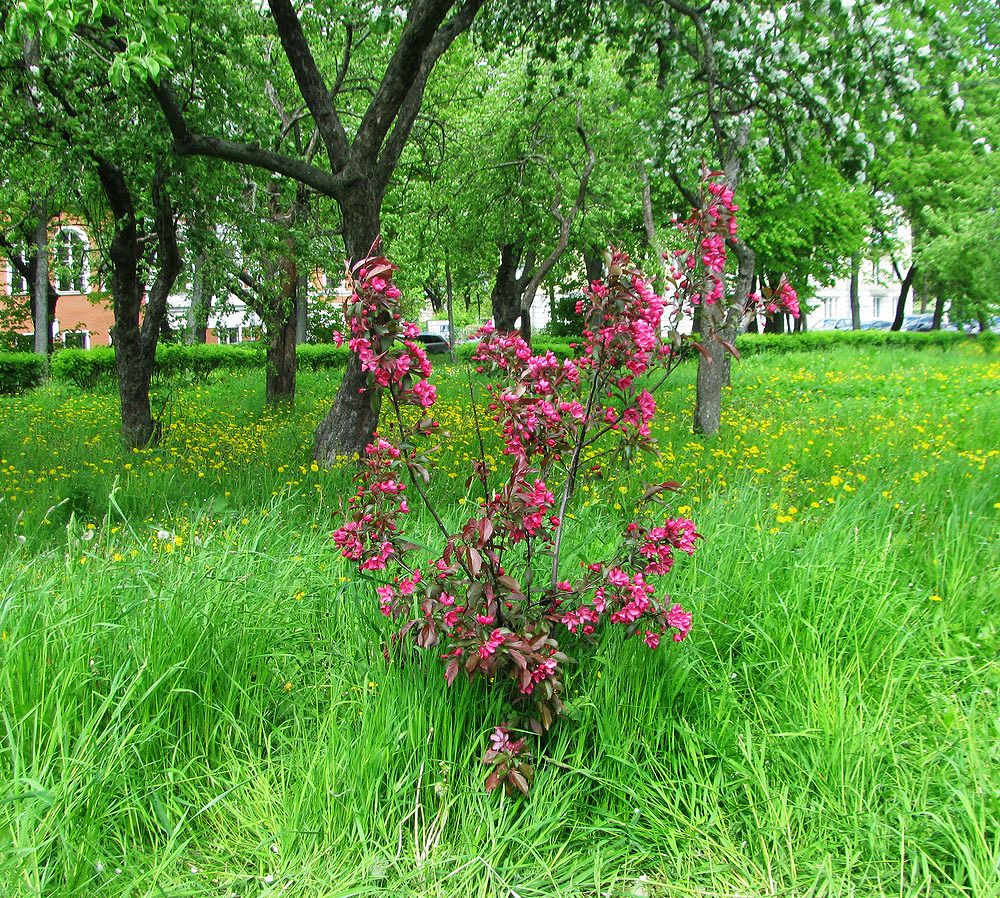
top-left (415, 333), bottom-right (451, 354)
top-left (901, 314), bottom-right (936, 332)
top-left (955, 317), bottom-right (1000, 334)
top-left (861, 320), bottom-right (893, 330)
top-left (814, 318), bottom-right (851, 331)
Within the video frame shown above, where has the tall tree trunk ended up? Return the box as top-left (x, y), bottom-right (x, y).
top-left (32, 202), bottom-right (49, 356)
top-left (849, 255), bottom-right (862, 330)
top-left (313, 190), bottom-right (383, 464)
top-left (266, 254), bottom-right (298, 405)
top-left (932, 294), bottom-right (945, 330)
top-left (100, 162), bottom-right (182, 450)
top-left (890, 263), bottom-right (915, 331)
top-left (519, 283), bottom-right (538, 344)
top-left (490, 243), bottom-right (523, 332)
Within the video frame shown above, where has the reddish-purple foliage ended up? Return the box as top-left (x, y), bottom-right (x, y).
top-left (331, 176), bottom-right (796, 794)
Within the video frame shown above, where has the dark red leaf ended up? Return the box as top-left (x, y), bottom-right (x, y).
top-left (718, 338), bottom-right (740, 359)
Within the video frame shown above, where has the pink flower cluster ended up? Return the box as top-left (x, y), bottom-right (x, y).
top-left (667, 174), bottom-right (740, 313)
top-left (343, 256), bottom-right (438, 409)
top-left (752, 276), bottom-right (801, 319)
top-left (558, 516), bottom-right (699, 647)
top-left (580, 251), bottom-right (668, 386)
top-left (665, 172), bottom-right (800, 329)
top-left (331, 436), bottom-right (409, 571)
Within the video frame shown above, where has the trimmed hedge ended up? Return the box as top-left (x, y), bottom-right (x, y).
top-left (0, 352), bottom-right (47, 394)
top-left (51, 341), bottom-right (352, 389)
top-left (45, 329), bottom-right (994, 391)
top-left (734, 329), bottom-right (978, 355)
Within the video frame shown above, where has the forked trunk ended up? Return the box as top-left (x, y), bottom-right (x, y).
top-left (891, 263), bottom-right (915, 331)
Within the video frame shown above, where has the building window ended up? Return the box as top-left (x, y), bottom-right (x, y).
top-left (823, 298), bottom-right (836, 318)
top-left (7, 264), bottom-right (29, 296)
top-left (216, 326), bottom-right (241, 344)
top-left (872, 295), bottom-right (884, 318)
top-left (54, 227), bottom-right (89, 294)
top-left (62, 330), bottom-right (90, 349)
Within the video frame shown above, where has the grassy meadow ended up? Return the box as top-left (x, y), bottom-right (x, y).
top-left (0, 343), bottom-right (998, 897)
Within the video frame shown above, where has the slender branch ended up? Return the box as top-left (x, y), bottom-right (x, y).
top-left (550, 363), bottom-right (604, 589)
top-left (520, 108), bottom-right (596, 306)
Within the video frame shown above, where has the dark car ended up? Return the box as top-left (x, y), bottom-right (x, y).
top-left (415, 333), bottom-right (451, 354)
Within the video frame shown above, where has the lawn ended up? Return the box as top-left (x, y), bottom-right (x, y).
top-left (1, 343), bottom-right (997, 897)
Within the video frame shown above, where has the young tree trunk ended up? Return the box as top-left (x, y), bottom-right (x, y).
top-left (266, 255), bottom-right (299, 406)
top-left (932, 294), bottom-right (945, 330)
top-left (849, 255), bottom-right (862, 330)
top-left (295, 274), bottom-right (309, 344)
top-left (445, 250), bottom-right (456, 363)
top-left (313, 190), bottom-right (383, 464)
top-left (187, 255), bottom-right (211, 343)
top-left (32, 203), bottom-right (49, 355)
top-left (890, 263), bottom-right (915, 331)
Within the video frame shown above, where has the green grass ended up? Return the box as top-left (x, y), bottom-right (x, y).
top-left (0, 344), bottom-right (998, 896)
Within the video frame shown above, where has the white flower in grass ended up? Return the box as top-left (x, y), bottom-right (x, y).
top-left (156, 529), bottom-right (173, 541)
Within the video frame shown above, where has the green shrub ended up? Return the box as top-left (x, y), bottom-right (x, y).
top-left (296, 343), bottom-right (351, 370)
top-left (0, 352), bottom-right (46, 394)
top-left (50, 346), bottom-right (116, 389)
